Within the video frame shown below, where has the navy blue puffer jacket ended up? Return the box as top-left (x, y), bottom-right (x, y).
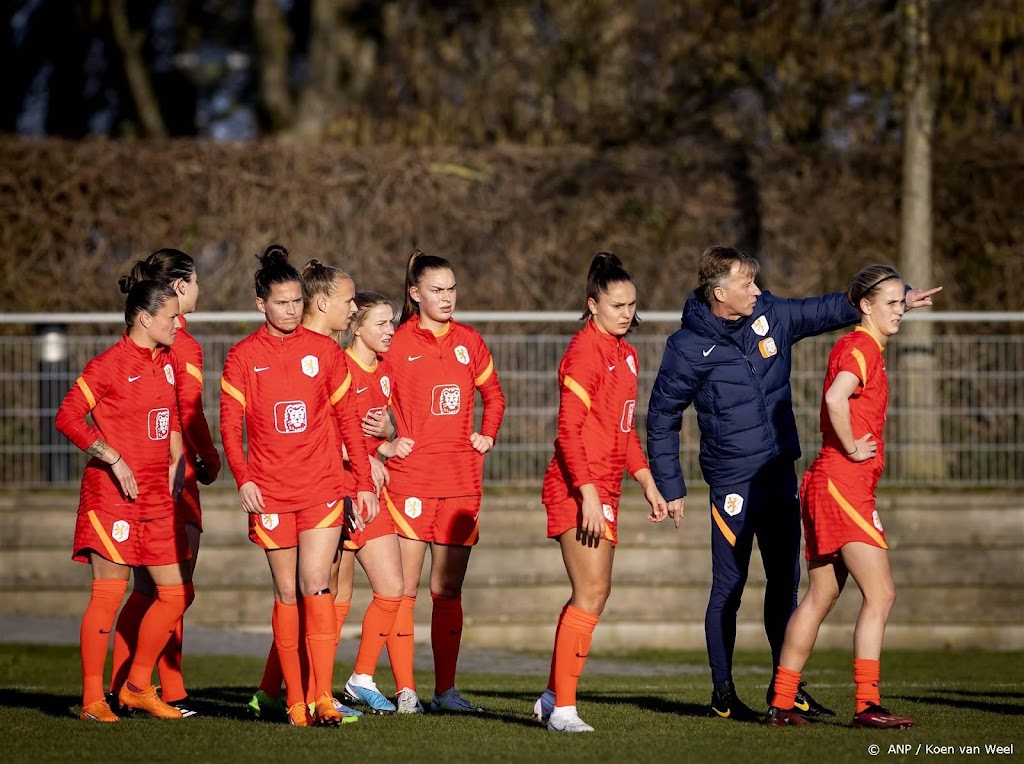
top-left (646, 290), bottom-right (858, 500)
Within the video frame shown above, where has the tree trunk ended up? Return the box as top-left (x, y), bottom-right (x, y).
top-left (897, 0), bottom-right (944, 482)
top-left (107, 0), bottom-right (167, 138)
top-left (294, 0), bottom-right (344, 140)
top-left (253, 0), bottom-right (295, 132)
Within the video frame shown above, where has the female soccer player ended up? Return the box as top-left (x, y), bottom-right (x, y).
top-left (56, 277), bottom-right (191, 721)
top-left (532, 252), bottom-right (669, 733)
top-left (107, 249), bottom-right (220, 716)
top-left (766, 265), bottom-right (938, 729)
top-left (382, 250), bottom-right (505, 714)
top-left (220, 245), bottom-right (377, 727)
top-left (337, 292), bottom-right (413, 714)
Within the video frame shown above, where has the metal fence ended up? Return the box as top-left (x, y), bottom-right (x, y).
top-left (2, 313), bottom-right (1021, 488)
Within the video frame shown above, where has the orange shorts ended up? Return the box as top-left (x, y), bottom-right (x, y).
top-left (73, 508), bottom-right (191, 567)
top-left (546, 498), bottom-right (619, 546)
top-left (248, 498), bottom-right (346, 550)
top-left (801, 467), bottom-right (888, 562)
top-left (176, 482), bottom-right (203, 531)
top-left (382, 487), bottom-right (480, 546)
top-left (342, 496), bottom-right (398, 551)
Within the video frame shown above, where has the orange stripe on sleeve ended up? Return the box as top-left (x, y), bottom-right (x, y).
top-left (563, 376), bottom-right (592, 410)
top-left (474, 358), bottom-right (494, 387)
top-left (185, 362), bottom-right (203, 386)
top-left (383, 488), bottom-right (420, 541)
top-left (826, 479), bottom-right (888, 549)
top-left (711, 505), bottom-right (736, 547)
top-left (87, 510), bottom-right (126, 565)
top-left (850, 348), bottom-right (868, 385)
top-left (221, 378), bottom-right (245, 408)
top-left (76, 376), bottom-right (97, 409)
top-left (329, 373), bottom-right (352, 405)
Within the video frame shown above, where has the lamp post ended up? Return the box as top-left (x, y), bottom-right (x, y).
top-left (37, 323), bottom-right (71, 484)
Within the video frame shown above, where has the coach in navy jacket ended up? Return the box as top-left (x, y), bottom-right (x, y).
top-left (648, 246), bottom-right (936, 721)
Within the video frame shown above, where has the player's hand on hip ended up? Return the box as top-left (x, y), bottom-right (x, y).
top-left (239, 481), bottom-right (266, 514)
top-left (848, 433), bottom-right (877, 462)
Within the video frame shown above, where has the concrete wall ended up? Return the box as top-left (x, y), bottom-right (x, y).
top-left (1, 488), bottom-right (1021, 651)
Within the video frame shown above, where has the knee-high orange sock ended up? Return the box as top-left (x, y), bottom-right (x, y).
top-left (353, 594), bottom-right (402, 676)
top-left (81, 579), bottom-right (128, 706)
top-left (258, 641), bottom-right (283, 698)
top-left (386, 595), bottom-right (416, 691)
top-left (109, 589), bottom-right (152, 694)
top-left (431, 594), bottom-right (463, 696)
top-left (303, 593), bottom-right (338, 699)
top-left (126, 584), bottom-right (189, 691)
top-left (552, 605), bottom-right (599, 708)
top-left (771, 666), bottom-right (802, 710)
top-left (272, 601), bottom-right (303, 707)
top-left (854, 658), bottom-right (881, 713)
top-left (546, 603), bottom-right (570, 693)
top-left (334, 600), bottom-right (351, 645)
top-left (155, 582), bottom-right (195, 702)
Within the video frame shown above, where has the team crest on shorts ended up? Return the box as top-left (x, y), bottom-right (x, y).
top-left (626, 355), bottom-right (637, 376)
top-left (751, 315), bottom-right (769, 336)
top-left (404, 497), bottom-right (422, 519)
top-left (872, 510), bottom-right (884, 532)
top-left (274, 400), bottom-right (308, 433)
top-left (148, 408), bottom-right (170, 440)
top-left (261, 514), bottom-right (280, 531)
top-left (758, 337), bottom-right (778, 358)
top-left (301, 355), bottom-right (320, 378)
top-left (163, 364), bottom-right (175, 385)
top-left (111, 520), bottom-right (130, 543)
top-left (723, 493), bottom-right (744, 516)
top-left (602, 504), bottom-right (616, 523)
top-left (454, 345), bottom-right (470, 365)
top-left (380, 375), bottom-right (391, 398)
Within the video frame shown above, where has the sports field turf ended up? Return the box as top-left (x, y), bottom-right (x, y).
top-left (1, 645), bottom-right (1021, 763)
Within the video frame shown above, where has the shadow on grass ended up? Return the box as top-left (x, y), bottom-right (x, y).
top-left (0, 688), bottom-right (78, 719)
top-left (892, 692), bottom-right (1024, 716)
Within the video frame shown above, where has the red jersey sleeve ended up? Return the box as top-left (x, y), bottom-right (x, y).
top-left (556, 341), bottom-right (601, 489)
top-left (471, 333), bottom-right (505, 440)
top-left (219, 344), bottom-right (252, 488)
top-left (55, 357), bottom-right (109, 453)
top-left (327, 347), bottom-right (373, 494)
top-left (173, 335), bottom-right (221, 471)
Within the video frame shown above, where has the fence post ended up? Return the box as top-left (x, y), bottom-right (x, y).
top-left (37, 323), bottom-right (72, 484)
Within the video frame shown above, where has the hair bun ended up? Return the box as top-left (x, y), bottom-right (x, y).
top-left (259, 244), bottom-right (290, 268)
top-left (118, 274), bottom-right (136, 294)
top-left (594, 251), bottom-right (623, 268)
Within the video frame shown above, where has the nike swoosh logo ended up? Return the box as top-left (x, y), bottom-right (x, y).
top-left (608, 365), bottom-right (615, 371)
top-left (99, 628), bottom-right (111, 634)
top-left (396, 632), bottom-right (414, 637)
top-left (254, 366), bottom-right (270, 373)
top-left (378, 632), bottom-right (389, 637)
top-left (712, 707), bottom-right (731, 718)
top-left (574, 652), bottom-right (589, 658)
top-left (356, 387), bottom-right (368, 393)
top-left (127, 375), bottom-right (141, 383)
top-left (326, 500), bottom-right (339, 508)
top-left (793, 699), bottom-right (810, 712)
top-left (407, 355), bottom-right (422, 361)
top-left (702, 345), bottom-right (716, 357)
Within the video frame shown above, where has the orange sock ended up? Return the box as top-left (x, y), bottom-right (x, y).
top-left (386, 595), bottom-right (416, 691)
top-left (334, 600), bottom-right (351, 645)
top-left (272, 601), bottom-right (304, 707)
top-left (109, 589), bottom-right (152, 694)
top-left (126, 584), bottom-right (189, 690)
top-left (546, 603), bottom-right (569, 693)
top-left (854, 658), bottom-right (881, 713)
top-left (258, 641), bottom-right (283, 698)
top-left (156, 582), bottom-right (195, 702)
top-left (80, 579), bottom-right (128, 706)
top-left (304, 593), bottom-right (339, 699)
top-left (771, 665), bottom-right (802, 710)
top-left (431, 594), bottom-right (463, 696)
top-left (552, 605), bottom-right (599, 708)
top-left (353, 594), bottom-right (402, 676)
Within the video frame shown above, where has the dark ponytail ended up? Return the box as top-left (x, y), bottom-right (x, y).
top-left (581, 251), bottom-right (640, 329)
top-left (118, 275), bottom-right (176, 329)
top-left (255, 244), bottom-right (301, 300)
top-left (400, 249), bottom-right (454, 323)
top-left (847, 264), bottom-right (902, 309)
top-left (128, 248), bottom-right (195, 287)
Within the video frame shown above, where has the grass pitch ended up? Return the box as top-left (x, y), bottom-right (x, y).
top-left (1, 645), bottom-right (1021, 763)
